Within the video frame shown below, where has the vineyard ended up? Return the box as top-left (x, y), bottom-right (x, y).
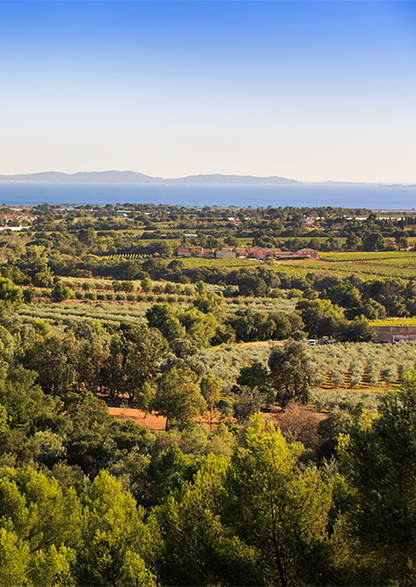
top-left (178, 251), bottom-right (416, 280)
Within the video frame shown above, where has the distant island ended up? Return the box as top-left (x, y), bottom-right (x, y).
top-left (0, 170), bottom-right (301, 185)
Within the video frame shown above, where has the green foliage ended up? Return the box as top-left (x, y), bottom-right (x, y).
top-left (152, 367), bottom-right (207, 430)
top-left (77, 470), bottom-right (156, 586)
top-left (200, 373), bottom-right (222, 428)
top-left (51, 281), bottom-right (73, 301)
top-left (225, 421), bottom-right (333, 585)
top-left (101, 324), bottom-right (169, 400)
top-left (0, 528), bottom-right (31, 586)
top-left (153, 455), bottom-right (258, 586)
top-left (0, 278), bottom-right (23, 309)
top-left (268, 340), bottom-right (312, 407)
top-left (336, 373), bottom-right (416, 584)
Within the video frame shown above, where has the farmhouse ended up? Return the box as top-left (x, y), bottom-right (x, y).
top-left (373, 325), bottom-right (416, 343)
top-left (216, 248), bottom-right (237, 259)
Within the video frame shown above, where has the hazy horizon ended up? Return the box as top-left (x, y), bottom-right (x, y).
top-left (1, 1), bottom-right (415, 184)
top-left (0, 169), bottom-right (414, 186)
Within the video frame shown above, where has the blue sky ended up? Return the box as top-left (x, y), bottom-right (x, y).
top-left (1, 1), bottom-right (415, 182)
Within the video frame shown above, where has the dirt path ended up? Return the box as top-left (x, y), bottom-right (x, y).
top-left (108, 406), bottom-right (167, 430)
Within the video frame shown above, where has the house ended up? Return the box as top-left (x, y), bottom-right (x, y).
top-left (193, 246), bottom-right (214, 257)
top-left (373, 326), bottom-right (416, 343)
top-left (248, 247), bottom-right (283, 260)
top-left (297, 248), bottom-right (319, 258)
top-left (177, 247), bottom-right (192, 257)
top-left (236, 247), bottom-right (248, 257)
top-left (303, 217), bottom-right (315, 227)
top-left (248, 246), bottom-right (267, 259)
top-left (216, 248), bottom-right (237, 259)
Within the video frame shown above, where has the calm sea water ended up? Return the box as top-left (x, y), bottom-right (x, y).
top-left (0, 182), bottom-right (415, 210)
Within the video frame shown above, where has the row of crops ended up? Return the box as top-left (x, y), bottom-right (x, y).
top-left (18, 294), bottom-right (297, 328)
top-left (200, 341), bottom-right (416, 391)
top-left (19, 302), bottom-right (151, 328)
top-left (310, 342), bottom-right (416, 388)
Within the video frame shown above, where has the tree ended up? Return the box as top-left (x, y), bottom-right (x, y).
top-left (362, 231), bottom-right (385, 251)
top-left (178, 307), bottom-right (218, 347)
top-left (225, 420), bottom-right (333, 586)
top-left (77, 333), bottom-right (109, 394)
top-left (296, 298), bottom-right (345, 338)
top-left (121, 280), bottom-right (135, 293)
top-left (339, 317), bottom-right (375, 342)
top-left (141, 277), bottom-right (153, 292)
top-left (268, 340), bottom-right (312, 407)
top-left (0, 528), bottom-right (31, 587)
top-left (101, 325), bottom-right (168, 400)
top-left (345, 232), bottom-right (361, 250)
top-left (200, 373), bottom-right (222, 429)
top-left (146, 303), bottom-right (174, 329)
top-left (337, 372), bottom-right (416, 584)
top-left (77, 470), bottom-right (156, 586)
top-left (78, 226), bottom-right (96, 247)
top-left (237, 274), bottom-right (268, 297)
top-left (193, 292), bottom-right (224, 319)
top-left (0, 278), bottom-right (23, 309)
top-left (51, 280), bottom-right (73, 301)
top-left (22, 332), bottom-right (79, 396)
top-left (160, 317), bottom-right (186, 342)
top-left (152, 455), bottom-right (258, 586)
top-left (152, 367), bottom-right (207, 430)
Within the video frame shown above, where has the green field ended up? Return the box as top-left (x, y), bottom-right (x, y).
top-left (180, 251), bottom-right (416, 280)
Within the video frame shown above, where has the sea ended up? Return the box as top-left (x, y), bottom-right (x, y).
top-left (0, 182), bottom-right (415, 210)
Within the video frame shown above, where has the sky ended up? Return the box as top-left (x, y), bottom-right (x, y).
top-left (0, 1), bottom-right (415, 183)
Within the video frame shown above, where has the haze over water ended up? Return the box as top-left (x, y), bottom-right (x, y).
top-left (0, 183), bottom-right (415, 210)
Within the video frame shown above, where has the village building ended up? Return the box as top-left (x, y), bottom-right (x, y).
top-left (216, 248), bottom-right (237, 259)
top-left (373, 325), bottom-right (416, 343)
top-left (297, 248), bottom-right (319, 258)
top-left (177, 246), bottom-right (192, 257)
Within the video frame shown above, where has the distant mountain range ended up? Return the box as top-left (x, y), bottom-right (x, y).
top-left (0, 171), bottom-right (301, 185)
